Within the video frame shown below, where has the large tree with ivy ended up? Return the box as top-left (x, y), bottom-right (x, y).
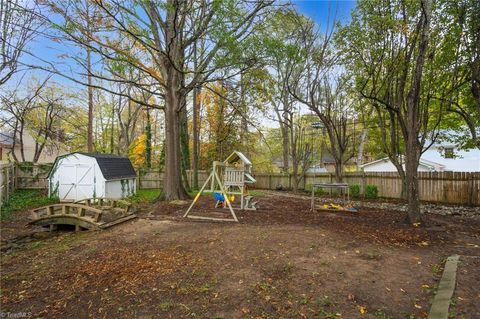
top-left (42, 0), bottom-right (274, 200)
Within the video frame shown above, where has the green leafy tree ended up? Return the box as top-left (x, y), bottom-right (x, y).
top-left (337, 0), bottom-right (441, 224)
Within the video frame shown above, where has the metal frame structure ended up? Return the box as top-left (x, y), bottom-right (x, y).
top-left (310, 182), bottom-right (353, 212)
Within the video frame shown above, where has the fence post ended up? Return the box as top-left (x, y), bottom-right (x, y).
top-left (468, 173), bottom-right (474, 207)
top-left (12, 164), bottom-right (16, 190)
top-left (11, 165), bottom-right (15, 192)
top-left (5, 166), bottom-right (10, 202)
top-left (0, 166), bottom-right (3, 207)
top-left (361, 171), bottom-right (366, 198)
top-left (269, 174), bottom-right (272, 190)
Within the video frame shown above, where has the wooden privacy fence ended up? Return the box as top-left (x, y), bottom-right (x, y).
top-left (253, 172), bottom-right (480, 206)
top-left (1, 162), bottom-right (479, 206)
top-left (138, 170), bottom-right (480, 206)
top-left (15, 163), bottom-right (53, 189)
top-left (0, 163), bottom-right (52, 207)
top-left (138, 170), bottom-right (210, 189)
top-left (0, 163), bottom-right (16, 207)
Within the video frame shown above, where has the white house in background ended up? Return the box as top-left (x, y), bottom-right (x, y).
top-left (360, 142), bottom-right (480, 172)
top-left (306, 164), bottom-right (329, 173)
top-left (48, 152), bottom-right (137, 202)
top-left (0, 130), bottom-right (68, 163)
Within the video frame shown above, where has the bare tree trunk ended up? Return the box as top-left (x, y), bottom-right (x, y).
top-left (281, 94), bottom-right (290, 173)
top-left (110, 94), bottom-right (115, 153)
top-left (322, 120), bottom-right (348, 184)
top-left (180, 103), bottom-right (190, 191)
top-left (281, 122), bottom-right (289, 173)
top-left (356, 128), bottom-right (368, 169)
top-left (405, 144), bottom-right (421, 223)
top-left (162, 67), bottom-right (189, 200)
top-left (10, 119), bottom-right (19, 162)
top-left (87, 77), bottom-right (93, 151)
top-left (292, 156), bottom-right (299, 192)
top-left (86, 4), bottom-right (94, 152)
top-left (471, 0), bottom-right (480, 114)
top-left (240, 74), bottom-right (249, 156)
top-left (192, 86), bottom-right (200, 189)
top-left (404, 0), bottom-right (432, 224)
top-left (398, 167), bottom-right (407, 200)
top-left (145, 108), bottom-right (152, 169)
top-left (19, 121), bottom-right (25, 162)
top-left (273, 105), bottom-right (290, 173)
top-left (333, 157), bottom-right (344, 183)
top-left (290, 121), bottom-right (300, 193)
top-left (191, 40), bottom-right (200, 189)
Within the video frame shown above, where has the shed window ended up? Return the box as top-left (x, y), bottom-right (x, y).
top-left (444, 147), bottom-right (454, 159)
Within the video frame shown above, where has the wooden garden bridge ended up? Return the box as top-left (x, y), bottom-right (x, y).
top-left (29, 198), bottom-right (136, 231)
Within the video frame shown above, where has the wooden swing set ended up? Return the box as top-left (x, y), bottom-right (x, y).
top-left (184, 151), bottom-right (257, 222)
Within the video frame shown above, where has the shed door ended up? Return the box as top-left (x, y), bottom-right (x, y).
top-left (58, 164), bottom-right (95, 201)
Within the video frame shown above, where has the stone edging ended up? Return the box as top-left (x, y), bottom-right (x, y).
top-left (427, 255), bottom-right (460, 319)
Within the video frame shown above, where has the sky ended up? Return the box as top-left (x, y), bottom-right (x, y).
top-left (260, 1), bottom-right (357, 127)
top-left (15, 1), bottom-right (357, 84)
top-left (294, 0), bottom-right (356, 27)
top-left (7, 0), bottom-right (357, 117)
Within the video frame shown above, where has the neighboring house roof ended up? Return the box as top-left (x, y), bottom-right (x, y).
top-left (49, 152), bottom-right (137, 180)
top-left (360, 156), bottom-right (445, 172)
top-left (360, 151), bottom-right (480, 172)
top-left (0, 131), bottom-right (17, 146)
top-left (320, 152), bottom-right (336, 164)
top-left (224, 151), bottom-right (252, 166)
top-left (306, 166), bottom-right (329, 173)
top-left (422, 147), bottom-right (480, 172)
top-left (416, 157), bottom-right (446, 170)
top-left (273, 152), bottom-right (336, 169)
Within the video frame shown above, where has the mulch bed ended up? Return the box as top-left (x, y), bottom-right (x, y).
top-left (148, 192), bottom-right (479, 249)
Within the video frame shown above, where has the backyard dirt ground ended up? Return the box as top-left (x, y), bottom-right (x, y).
top-left (1, 191), bottom-right (479, 319)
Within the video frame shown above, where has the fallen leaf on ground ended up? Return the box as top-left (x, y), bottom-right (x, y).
top-left (357, 305), bottom-right (366, 315)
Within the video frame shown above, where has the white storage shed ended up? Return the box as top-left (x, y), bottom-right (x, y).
top-left (48, 152), bottom-right (137, 201)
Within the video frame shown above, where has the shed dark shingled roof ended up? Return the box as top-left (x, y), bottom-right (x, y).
top-left (78, 152), bottom-right (137, 180)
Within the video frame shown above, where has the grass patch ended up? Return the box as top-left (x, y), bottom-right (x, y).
top-left (248, 190), bottom-right (266, 197)
top-left (129, 189), bottom-right (161, 204)
top-left (431, 263), bottom-right (443, 274)
top-left (374, 309), bottom-right (393, 319)
top-left (1, 189), bottom-right (58, 220)
top-left (187, 189), bottom-right (200, 197)
top-left (159, 300), bottom-right (174, 311)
